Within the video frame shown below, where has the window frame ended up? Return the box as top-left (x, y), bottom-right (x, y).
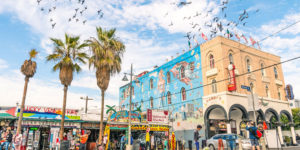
top-left (167, 92), bottom-right (171, 104)
top-left (150, 78), bottom-right (153, 89)
top-left (181, 88), bottom-right (186, 101)
top-left (181, 66), bottom-right (185, 78)
top-left (246, 59), bottom-right (251, 73)
top-left (209, 54), bottom-right (215, 69)
top-left (229, 53), bottom-right (234, 64)
top-left (274, 67), bottom-right (278, 79)
top-left (150, 97), bottom-right (153, 108)
top-left (212, 79), bottom-right (217, 93)
top-left (167, 72), bottom-right (171, 83)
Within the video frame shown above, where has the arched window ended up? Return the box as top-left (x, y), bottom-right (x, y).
top-left (181, 88), bottom-right (186, 101)
top-left (265, 85), bottom-right (269, 97)
top-left (131, 86), bottom-right (134, 96)
top-left (209, 54), bottom-right (215, 68)
top-left (150, 97), bottom-right (153, 108)
top-left (261, 63), bottom-right (265, 76)
top-left (181, 66), bottom-right (185, 78)
top-left (246, 59), bottom-right (251, 73)
top-left (167, 92), bottom-right (171, 104)
top-left (141, 82), bottom-right (144, 92)
top-left (277, 87), bottom-right (281, 100)
top-left (274, 67), bottom-right (278, 79)
top-left (212, 79), bottom-right (217, 93)
top-left (150, 79), bottom-right (153, 89)
top-left (229, 53), bottom-right (234, 64)
top-left (167, 72), bottom-right (171, 83)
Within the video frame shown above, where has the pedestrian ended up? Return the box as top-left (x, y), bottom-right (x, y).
top-left (145, 132), bottom-right (150, 150)
top-left (5, 130), bottom-right (13, 150)
top-left (246, 122), bottom-right (260, 150)
top-left (120, 134), bottom-right (125, 150)
top-left (296, 134), bottom-right (300, 140)
top-left (79, 130), bottom-right (89, 150)
top-left (150, 133), bottom-right (155, 150)
top-left (163, 138), bottom-right (168, 150)
top-left (194, 125), bottom-right (202, 150)
top-left (13, 133), bottom-right (22, 150)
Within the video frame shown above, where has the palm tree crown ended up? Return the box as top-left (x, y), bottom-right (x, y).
top-left (21, 49), bottom-right (38, 78)
top-left (46, 34), bottom-right (88, 86)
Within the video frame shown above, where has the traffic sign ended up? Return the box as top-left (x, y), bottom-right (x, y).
top-left (241, 85), bottom-right (250, 91)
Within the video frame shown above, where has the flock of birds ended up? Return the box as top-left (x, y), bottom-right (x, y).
top-left (165, 0), bottom-right (260, 44)
top-left (36, 0), bottom-right (104, 29)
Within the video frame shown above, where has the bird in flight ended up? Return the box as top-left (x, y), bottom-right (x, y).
top-left (51, 23), bottom-right (56, 29)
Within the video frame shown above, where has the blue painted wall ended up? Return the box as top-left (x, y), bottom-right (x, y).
top-left (119, 46), bottom-right (204, 132)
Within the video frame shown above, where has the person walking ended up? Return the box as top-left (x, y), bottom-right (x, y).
top-left (145, 132), bottom-right (150, 150)
top-left (79, 130), bottom-right (89, 150)
top-left (194, 125), bottom-right (202, 150)
top-left (246, 122), bottom-right (260, 150)
top-left (120, 134), bottom-right (125, 150)
top-left (13, 133), bottom-right (22, 150)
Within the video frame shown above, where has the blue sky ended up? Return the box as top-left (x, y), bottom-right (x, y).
top-left (0, 0), bottom-right (300, 109)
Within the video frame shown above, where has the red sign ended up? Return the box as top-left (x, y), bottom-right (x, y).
top-left (147, 109), bottom-right (152, 122)
top-left (147, 109), bottom-right (168, 123)
top-left (227, 64), bottom-right (237, 91)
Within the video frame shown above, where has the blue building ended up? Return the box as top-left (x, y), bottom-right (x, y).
top-left (119, 46), bottom-right (205, 141)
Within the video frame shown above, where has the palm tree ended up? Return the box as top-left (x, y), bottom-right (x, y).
top-left (46, 34), bottom-right (88, 140)
top-left (17, 49), bottom-right (38, 134)
top-left (87, 27), bottom-right (125, 144)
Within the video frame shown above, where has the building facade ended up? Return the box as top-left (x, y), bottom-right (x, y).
top-left (119, 36), bottom-right (296, 145)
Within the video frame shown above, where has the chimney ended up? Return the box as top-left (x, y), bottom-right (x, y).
top-left (154, 65), bottom-right (158, 68)
top-left (176, 52), bottom-right (179, 57)
top-left (166, 58), bottom-right (168, 62)
top-left (171, 56), bottom-right (174, 59)
top-left (182, 49), bottom-right (185, 53)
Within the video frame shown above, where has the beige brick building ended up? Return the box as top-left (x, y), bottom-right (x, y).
top-left (200, 36), bottom-right (296, 145)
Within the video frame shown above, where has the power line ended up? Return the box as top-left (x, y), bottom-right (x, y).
top-left (122, 55), bottom-right (300, 110)
top-left (124, 19), bottom-right (300, 95)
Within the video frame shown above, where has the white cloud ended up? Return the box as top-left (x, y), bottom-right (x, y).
top-left (0, 59), bottom-right (8, 69)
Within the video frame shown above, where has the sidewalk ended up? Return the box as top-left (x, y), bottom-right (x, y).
top-left (268, 145), bottom-right (300, 150)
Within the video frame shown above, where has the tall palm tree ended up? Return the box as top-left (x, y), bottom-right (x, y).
top-left (87, 27), bottom-right (125, 144)
top-left (46, 34), bottom-right (88, 140)
top-left (17, 49), bottom-right (38, 135)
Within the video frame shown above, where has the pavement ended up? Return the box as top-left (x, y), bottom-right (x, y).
top-left (268, 146), bottom-right (300, 150)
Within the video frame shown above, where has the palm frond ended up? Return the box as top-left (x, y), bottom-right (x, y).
top-left (29, 49), bottom-right (38, 60)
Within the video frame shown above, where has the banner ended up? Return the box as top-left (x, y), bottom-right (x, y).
top-left (147, 109), bottom-right (169, 123)
top-left (131, 125), bottom-right (169, 131)
top-left (227, 64), bottom-right (236, 91)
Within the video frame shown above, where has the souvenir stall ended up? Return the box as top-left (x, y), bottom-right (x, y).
top-left (16, 106), bottom-right (81, 150)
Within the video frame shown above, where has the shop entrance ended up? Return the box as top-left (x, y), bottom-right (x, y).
top-left (204, 105), bottom-right (228, 138)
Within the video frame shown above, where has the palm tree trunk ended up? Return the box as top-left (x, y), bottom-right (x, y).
top-left (98, 89), bottom-right (105, 144)
top-left (16, 77), bottom-right (29, 135)
top-left (59, 85), bottom-right (68, 140)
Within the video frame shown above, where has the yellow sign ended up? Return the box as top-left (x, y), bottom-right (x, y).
top-left (131, 125), bottom-right (169, 131)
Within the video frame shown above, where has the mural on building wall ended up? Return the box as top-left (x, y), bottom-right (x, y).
top-left (119, 46), bottom-right (204, 131)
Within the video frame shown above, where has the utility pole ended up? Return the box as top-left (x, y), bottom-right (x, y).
top-left (127, 64), bottom-right (133, 150)
top-left (250, 84), bottom-right (257, 126)
top-left (80, 96), bottom-right (93, 114)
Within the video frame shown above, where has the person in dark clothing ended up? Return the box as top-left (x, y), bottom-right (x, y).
top-left (194, 125), bottom-right (202, 150)
top-left (246, 122), bottom-right (260, 150)
top-left (296, 134), bottom-right (300, 140)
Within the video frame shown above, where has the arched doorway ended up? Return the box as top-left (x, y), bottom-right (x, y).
top-left (265, 108), bottom-right (279, 129)
top-left (204, 105), bottom-right (228, 138)
top-left (279, 110), bottom-right (293, 144)
top-left (247, 109), bottom-right (265, 123)
top-left (228, 104), bottom-right (249, 136)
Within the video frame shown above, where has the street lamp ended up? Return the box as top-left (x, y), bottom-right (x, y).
top-left (122, 64), bottom-right (136, 150)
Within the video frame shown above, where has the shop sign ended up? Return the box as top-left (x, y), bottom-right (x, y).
top-left (218, 121), bottom-right (227, 131)
top-left (81, 123), bottom-right (100, 128)
top-left (131, 125), bottom-right (169, 131)
top-left (147, 109), bottom-right (169, 123)
top-left (110, 110), bottom-right (141, 123)
top-left (22, 106), bottom-right (78, 115)
top-left (227, 64), bottom-right (237, 91)
top-left (109, 124), bottom-right (128, 130)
